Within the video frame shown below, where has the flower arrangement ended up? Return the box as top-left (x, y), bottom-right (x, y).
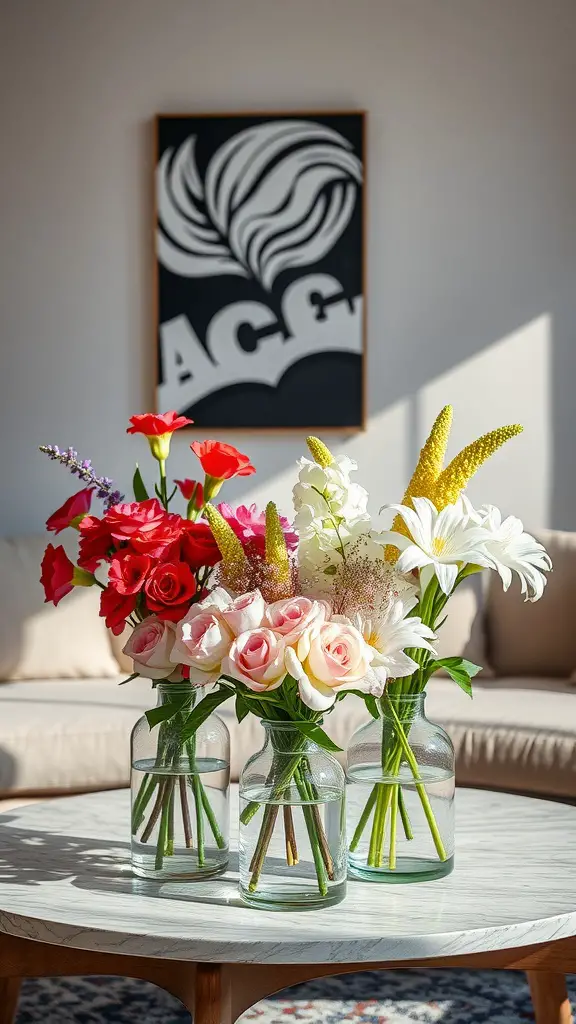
top-left (40, 406), bottom-right (551, 894)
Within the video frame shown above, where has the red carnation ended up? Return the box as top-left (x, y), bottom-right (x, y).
top-left (144, 561), bottom-right (197, 621)
top-left (191, 441), bottom-right (255, 482)
top-left (46, 488), bottom-right (94, 535)
top-left (127, 412), bottom-right (193, 461)
top-left (100, 586), bottom-right (137, 636)
top-left (175, 478), bottom-right (204, 507)
top-left (181, 521), bottom-right (221, 570)
top-left (109, 552), bottom-right (152, 595)
top-left (77, 515), bottom-right (114, 571)
top-left (40, 544), bottom-right (93, 606)
top-left (127, 411), bottom-right (193, 437)
top-left (104, 499), bottom-right (182, 558)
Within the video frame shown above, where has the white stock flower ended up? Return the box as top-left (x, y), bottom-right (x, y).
top-left (382, 497), bottom-right (492, 596)
top-left (353, 594), bottom-right (436, 695)
top-left (472, 504), bottom-right (552, 601)
top-left (294, 455), bottom-right (377, 595)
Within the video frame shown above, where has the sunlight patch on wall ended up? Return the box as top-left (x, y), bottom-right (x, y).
top-left (418, 314), bottom-right (551, 529)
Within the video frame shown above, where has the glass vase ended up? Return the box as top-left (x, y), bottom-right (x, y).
top-left (346, 691), bottom-right (454, 883)
top-left (131, 683), bottom-right (230, 880)
top-left (239, 721), bottom-right (347, 910)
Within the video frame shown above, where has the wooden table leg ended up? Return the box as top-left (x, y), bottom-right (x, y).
top-left (195, 963), bottom-right (225, 1024)
top-left (0, 978), bottom-right (21, 1024)
top-left (528, 972), bottom-right (573, 1024)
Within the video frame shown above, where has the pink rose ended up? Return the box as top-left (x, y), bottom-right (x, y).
top-left (223, 628), bottom-right (286, 692)
top-left (221, 589), bottom-right (265, 636)
top-left (171, 598), bottom-right (234, 685)
top-left (123, 616), bottom-right (177, 680)
top-left (285, 619), bottom-right (375, 711)
top-left (264, 596), bottom-right (329, 646)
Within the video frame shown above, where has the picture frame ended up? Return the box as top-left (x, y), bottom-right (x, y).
top-left (153, 111), bottom-right (366, 431)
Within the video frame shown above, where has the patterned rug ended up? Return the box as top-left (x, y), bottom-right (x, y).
top-left (14, 970), bottom-right (576, 1022)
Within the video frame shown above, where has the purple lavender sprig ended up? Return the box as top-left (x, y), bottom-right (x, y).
top-left (39, 445), bottom-right (124, 511)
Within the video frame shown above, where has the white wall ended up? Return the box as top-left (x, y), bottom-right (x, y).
top-left (1, 0), bottom-right (575, 536)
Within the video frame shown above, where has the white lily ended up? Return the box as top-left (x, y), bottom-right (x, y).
top-left (381, 497), bottom-right (492, 596)
top-left (473, 504), bottom-right (552, 601)
top-left (353, 593), bottom-right (437, 696)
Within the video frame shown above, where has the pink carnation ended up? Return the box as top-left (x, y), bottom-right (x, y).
top-left (218, 503), bottom-right (298, 554)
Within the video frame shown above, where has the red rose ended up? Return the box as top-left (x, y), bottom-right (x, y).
top-left (175, 478), bottom-right (204, 507)
top-left (100, 586), bottom-right (137, 636)
top-left (191, 441), bottom-right (255, 481)
top-left (181, 521), bottom-right (221, 570)
top-left (77, 515), bottom-right (114, 571)
top-left (40, 544), bottom-right (93, 606)
top-left (109, 552), bottom-right (152, 595)
top-left (46, 487), bottom-right (94, 534)
top-left (144, 561), bottom-right (197, 621)
top-left (105, 499), bottom-right (182, 558)
top-left (127, 411), bottom-right (193, 460)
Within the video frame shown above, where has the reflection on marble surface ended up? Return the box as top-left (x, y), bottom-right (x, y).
top-left (0, 787), bottom-right (575, 964)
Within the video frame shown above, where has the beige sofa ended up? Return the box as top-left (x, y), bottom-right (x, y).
top-left (0, 530), bottom-right (574, 810)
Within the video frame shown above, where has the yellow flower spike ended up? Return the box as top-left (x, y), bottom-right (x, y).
top-left (265, 501), bottom-right (290, 585)
top-left (306, 436), bottom-right (334, 468)
top-left (385, 406), bottom-right (453, 556)
top-left (204, 504), bottom-right (249, 576)
top-left (432, 424), bottom-right (523, 509)
top-left (402, 405), bottom-right (453, 506)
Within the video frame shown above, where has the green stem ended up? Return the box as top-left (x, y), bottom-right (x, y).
top-left (166, 780), bottom-right (175, 857)
top-left (192, 775), bottom-right (205, 866)
top-left (388, 785), bottom-right (398, 870)
top-left (155, 786), bottom-right (172, 871)
top-left (131, 773), bottom-right (157, 834)
top-left (398, 788), bottom-right (413, 840)
top-left (349, 785), bottom-right (377, 852)
top-left (187, 735), bottom-right (205, 866)
top-left (200, 783), bottom-right (226, 849)
top-left (185, 738), bottom-right (225, 850)
top-left (385, 698), bottom-right (448, 862)
top-left (159, 459), bottom-right (168, 508)
top-left (295, 779), bottom-right (328, 897)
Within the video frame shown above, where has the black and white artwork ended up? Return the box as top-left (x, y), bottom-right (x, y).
top-left (155, 112), bottom-right (365, 429)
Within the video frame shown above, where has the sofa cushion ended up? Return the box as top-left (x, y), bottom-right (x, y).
top-left (0, 536), bottom-right (120, 680)
top-left (486, 529), bottom-right (576, 677)
top-left (427, 676), bottom-right (576, 798)
top-left (432, 576), bottom-right (494, 677)
top-left (0, 679), bottom-right (149, 795)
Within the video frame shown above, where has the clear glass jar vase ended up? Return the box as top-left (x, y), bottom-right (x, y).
top-left (131, 683), bottom-right (230, 880)
top-left (239, 721), bottom-right (347, 910)
top-left (346, 691), bottom-right (455, 883)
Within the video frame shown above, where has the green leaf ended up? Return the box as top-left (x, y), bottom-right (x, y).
top-left (364, 694), bottom-right (380, 720)
top-left (118, 672), bottom-right (139, 686)
top-left (133, 465), bottom-right (149, 502)
top-left (235, 693), bottom-right (250, 723)
top-left (145, 691), bottom-right (189, 729)
top-left (181, 688), bottom-right (231, 741)
top-left (429, 656), bottom-right (481, 697)
top-left (291, 720), bottom-right (342, 752)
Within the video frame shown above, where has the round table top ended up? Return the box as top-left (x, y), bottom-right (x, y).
top-left (0, 787), bottom-right (574, 965)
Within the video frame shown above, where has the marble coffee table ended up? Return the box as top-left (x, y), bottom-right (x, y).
top-left (0, 788), bottom-right (575, 1024)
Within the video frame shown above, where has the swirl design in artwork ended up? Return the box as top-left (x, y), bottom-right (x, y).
top-left (157, 119), bottom-right (362, 291)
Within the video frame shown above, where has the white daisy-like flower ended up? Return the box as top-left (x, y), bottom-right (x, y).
top-left (352, 594), bottom-right (436, 695)
top-left (472, 503), bottom-right (552, 601)
top-left (381, 496), bottom-right (492, 596)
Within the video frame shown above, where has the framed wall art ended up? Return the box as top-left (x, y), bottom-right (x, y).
top-left (154, 111), bottom-right (366, 430)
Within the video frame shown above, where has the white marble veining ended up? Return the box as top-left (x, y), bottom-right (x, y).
top-left (0, 788), bottom-right (575, 965)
